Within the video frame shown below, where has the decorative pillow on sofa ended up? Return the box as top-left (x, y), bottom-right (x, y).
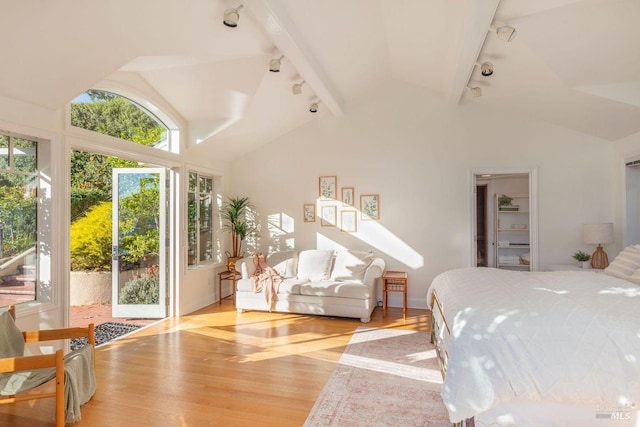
top-left (297, 250), bottom-right (335, 281)
top-left (604, 245), bottom-right (640, 281)
top-left (330, 250), bottom-right (374, 282)
top-left (267, 250), bottom-right (299, 278)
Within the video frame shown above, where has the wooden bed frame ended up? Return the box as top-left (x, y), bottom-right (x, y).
top-left (430, 290), bottom-right (474, 427)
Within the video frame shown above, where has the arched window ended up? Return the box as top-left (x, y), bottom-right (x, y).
top-left (70, 90), bottom-right (170, 151)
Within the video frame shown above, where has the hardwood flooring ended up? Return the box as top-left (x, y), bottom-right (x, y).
top-left (0, 303), bottom-right (431, 426)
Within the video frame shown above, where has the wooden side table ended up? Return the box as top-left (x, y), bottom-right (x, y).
top-left (382, 270), bottom-right (408, 319)
top-left (218, 270), bottom-right (241, 304)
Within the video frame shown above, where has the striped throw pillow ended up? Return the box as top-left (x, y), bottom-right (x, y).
top-left (604, 246), bottom-right (640, 281)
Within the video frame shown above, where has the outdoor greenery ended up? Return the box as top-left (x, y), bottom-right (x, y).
top-left (69, 90), bottom-right (167, 272)
top-left (0, 135), bottom-right (37, 259)
top-left (118, 265), bottom-right (160, 304)
top-left (70, 202), bottom-right (112, 271)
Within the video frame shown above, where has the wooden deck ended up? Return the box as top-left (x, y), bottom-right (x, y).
top-left (0, 302), bottom-right (430, 426)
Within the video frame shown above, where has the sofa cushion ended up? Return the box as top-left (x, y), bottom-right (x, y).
top-left (299, 280), bottom-right (370, 299)
top-left (268, 250), bottom-right (298, 278)
top-left (277, 278), bottom-right (307, 295)
top-left (297, 250), bottom-right (335, 281)
top-left (330, 250), bottom-right (374, 282)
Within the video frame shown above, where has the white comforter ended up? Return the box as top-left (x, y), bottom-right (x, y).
top-left (427, 267), bottom-right (640, 423)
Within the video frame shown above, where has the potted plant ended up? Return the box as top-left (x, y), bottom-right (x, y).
top-left (572, 251), bottom-right (591, 268)
top-left (221, 196), bottom-right (256, 272)
top-left (498, 194), bottom-right (518, 211)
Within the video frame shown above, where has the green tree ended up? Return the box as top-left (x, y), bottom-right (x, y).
top-left (68, 90), bottom-right (167, 271)
top-left (70, 202), bottom-right (112, 271)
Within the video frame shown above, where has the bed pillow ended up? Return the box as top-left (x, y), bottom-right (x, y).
top-left (267, 250), bottom-right (298, 278)
top-left (604, 245), bottom-right (640, 281)
top-left (628, 269), bottom-right (640, 285)
top-left (330, 250), bottom-right (374, 282)
top-left (297, 250), bottom-right (334, 281)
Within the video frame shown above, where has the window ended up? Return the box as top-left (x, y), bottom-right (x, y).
top-left (188, 172), bottom-right (214, 267)
top-left (70, 90), bottom-right (170, 150)
top-left (0, 132), bottom-right (38, 307)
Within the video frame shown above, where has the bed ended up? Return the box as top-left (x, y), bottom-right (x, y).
top-left (427, 266), bottom-right (640, 427)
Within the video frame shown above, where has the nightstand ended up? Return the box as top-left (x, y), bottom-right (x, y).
top-left (547, 264), bottom-right (605, 273)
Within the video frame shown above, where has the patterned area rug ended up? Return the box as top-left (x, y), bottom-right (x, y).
top-left (304, 327), bottom-right (450, 427)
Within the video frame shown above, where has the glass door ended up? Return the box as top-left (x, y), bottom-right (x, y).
top-left (112, 168), bottom-right (167, 318)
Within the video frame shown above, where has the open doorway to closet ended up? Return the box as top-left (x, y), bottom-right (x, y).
top-left (472, 170), bottom-right (538, 271)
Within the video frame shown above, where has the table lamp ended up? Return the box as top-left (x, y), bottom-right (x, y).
top-left (583, 223), bottom-right (614, 269)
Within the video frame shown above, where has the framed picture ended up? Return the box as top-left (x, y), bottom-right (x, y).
top-left (341, 187), bottom-right (354, 206)
top-left (360, 194), bottom-right (380, 220)
top-left (341, 210), bottom-right (357, 232)
top-left (319, 176), bottom-right (337, 200)
top-left (321, 206), bottom-right (337, 227)
top-left (303, 204), bottom-right (316, 222)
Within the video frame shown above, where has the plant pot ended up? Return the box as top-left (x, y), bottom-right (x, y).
top-left (582, 261), bottom-right (592, 269)
top-left (227, 256), bottom-right (241, 273)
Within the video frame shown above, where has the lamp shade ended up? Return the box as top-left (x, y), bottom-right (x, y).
top-left (583, 223), bottom-right (614, 244)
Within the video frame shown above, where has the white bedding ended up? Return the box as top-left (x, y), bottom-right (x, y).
top-left (427, 267), bottom-right (640, 423)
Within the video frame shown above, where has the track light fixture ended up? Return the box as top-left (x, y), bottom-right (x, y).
top-left (223, 4), bottom-right (243, 28)
top-left (479, 61), bottom-right (493, 77)
top-left (292, 80), bottom-right (305, 95)
top-left (467, 86), bottom-right (482, 98)
top-left (309, 100), bottom-right (320, 113)
top-left (269, 55), bottom-right (284, 72)
top-left (492, 25), bottom-right (517, 42)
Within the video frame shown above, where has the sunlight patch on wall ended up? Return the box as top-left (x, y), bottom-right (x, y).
top-left (268, 212), bottom-right (294, 253)
top-left (356, 220), bottom-right (424, 269)
top-left (316, 222), bottom-right (423, 269)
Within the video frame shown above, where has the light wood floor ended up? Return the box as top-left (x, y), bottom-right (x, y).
top-left (0, 303), bottom-right (431, 426)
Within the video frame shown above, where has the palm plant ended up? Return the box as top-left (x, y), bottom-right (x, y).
top-left (221, 196), bottom-right (256, 261)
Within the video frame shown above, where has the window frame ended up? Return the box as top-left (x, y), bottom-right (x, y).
top-left (187, 171), bottom-right (216, 268)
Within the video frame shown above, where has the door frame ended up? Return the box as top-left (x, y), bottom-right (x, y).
top-left (112, 167), bottom-right (168, 319)
top-left (469, 168), bottom-right (539, 271)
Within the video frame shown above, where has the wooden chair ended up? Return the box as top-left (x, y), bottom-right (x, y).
top-left (0, 305), bottom-right (95, 427)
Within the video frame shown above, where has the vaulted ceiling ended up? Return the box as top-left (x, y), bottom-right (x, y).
top-left (1, 0), bottom-right (639, 161)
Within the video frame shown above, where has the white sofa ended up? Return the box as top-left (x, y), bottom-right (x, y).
top-left (235, 249), bottom-right (385, 323)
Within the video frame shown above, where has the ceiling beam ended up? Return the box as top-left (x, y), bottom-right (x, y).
top-left (447, 0), bottom-right (500, 105)
top-left (244, 0), bottom-right (344, 116)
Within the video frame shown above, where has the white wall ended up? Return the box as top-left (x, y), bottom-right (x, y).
top-left (230, 79), bottom-right (616, 309)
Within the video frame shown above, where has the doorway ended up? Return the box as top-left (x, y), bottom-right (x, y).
top-left (471, 170), bottom-right (538, 271)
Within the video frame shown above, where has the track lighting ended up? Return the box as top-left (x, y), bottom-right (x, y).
top-left (269, 55), bottom-right (284, 72)
top-left (492, 25), bottom-right (516, 42)
top-left (467, 86), bottom-right (482, 98)
top-left (223, 4), bottom-right (243, 28)
top-left (292, 80), bottom-right (305, 95)
top-left (480, 62), bottom-right (493, 77)
top-left (309, 101), bottom-right (320, 113)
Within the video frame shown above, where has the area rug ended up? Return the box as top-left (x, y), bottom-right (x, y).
top-left (304, 327), bottom-right (450, 427)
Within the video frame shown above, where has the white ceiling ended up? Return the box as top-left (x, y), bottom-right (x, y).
top-left (1, 0), bottom-right (639, 160)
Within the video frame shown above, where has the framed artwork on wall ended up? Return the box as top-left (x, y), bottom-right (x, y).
top-left (360, 194), bottom-right (380, 220)
top-left (321, 206), bottom-right (337, 227)
top-left (341, 210), bottom-right (357, 232)
top-left (303, 204), bottom-right (316, 222)
top-left (341, 187), bottom-right (354, 206)
top-left (319, 176), bottom-right (337, 200)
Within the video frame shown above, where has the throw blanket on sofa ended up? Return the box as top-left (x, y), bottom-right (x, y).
top-left (251, 252), bottom-right (283, 311)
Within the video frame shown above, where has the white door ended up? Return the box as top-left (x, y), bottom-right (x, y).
top-left (112, 168), bottom-right (167, 318)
